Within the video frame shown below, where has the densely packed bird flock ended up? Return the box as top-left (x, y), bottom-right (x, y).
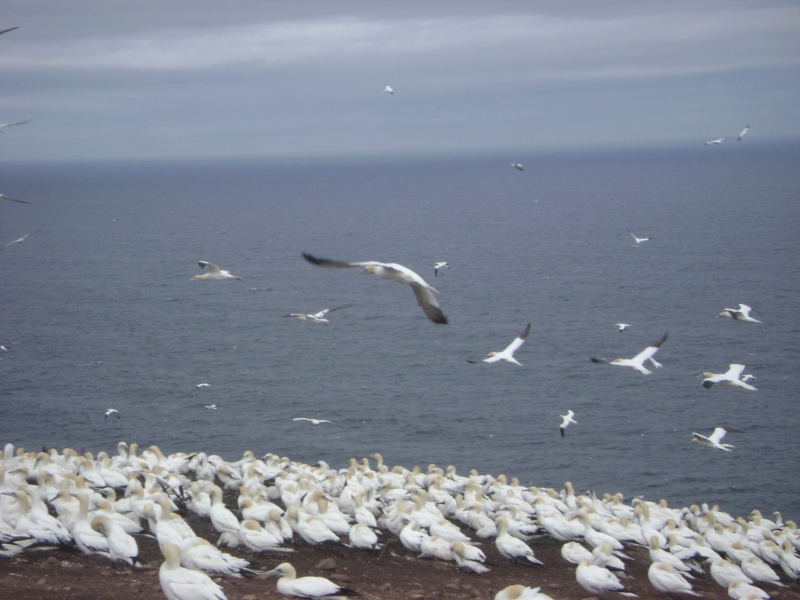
top-left (1, 442), bottom-right (799, 599)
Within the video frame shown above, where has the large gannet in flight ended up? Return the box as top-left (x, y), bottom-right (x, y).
top-left (559, 410), bottom-right (577, 438)
top-left (627, 228), bottom-right (651, 245)
top-left (302, 252), bottom-right (447, 324)
top-left (737, 125), bottom-right (750, 142)
top-left (433, 261), bottom-right (450, 277)
top-left (283, 304), bottom-right (352, 324)
top-left (691, 427), bottom-right (734, 451)
top-left (468, 323), bottom-right (531, 365)
top-left (384, 84), bottom-right (394, 95)
top-left (0, 193), bottom-right (30, 204)
top-left (192, 261), bottom-right (241, 281)
top-left (718, 303), bottom-right (761, 323)
top-left (0, 119), bottom-right (30, 131)
top-left (701, 364), bottom-right (757, 391)
top-left (591, 332), bottom-right (668, 374)
top-left (704, 138), bottom-right (724, 145)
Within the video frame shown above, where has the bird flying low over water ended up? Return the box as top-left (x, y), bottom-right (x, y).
top-left (616, 323), bottom-right (631, 332)
top-left (5, 229), bottom-right (41, 246)
top-left (691, 427), bottom-right (734, 451)
top-left (627, 228), bottom-right (651, 245)
top-left (705, 138), bottom-right (724, 145)
top-left (292, 417), bottom-right (340, 426)
top-left (702, 364), bottom-right (757, 391)
top-left (510, 162), bottom-right (524, 171)
top-left (192, 261), bottom-right (241, 281)
top-left (737, 125), bottom-right (750, 141)
top-left (559, 410), bottom-right (577, 438)
top-left (468, 323), bottom-right (531, 365)
top-left (433, 261), bottom-right (450, 277)
top-left (105, 409), bottom-right (120, 420)
top-left (283, 305), bottom-right (352, 324)
top-left (0, 119), bottom-right (30, 130)
top-left (302, 252), bottom-right (447, 324)
top-left (0, 193), bottom-right (30, 204)
top-left (718, 303), bottom-right (761, 323)
top-left (384, 84), bottom-right (394, 94)
top-left (591, 332), bottom-right (668, 374)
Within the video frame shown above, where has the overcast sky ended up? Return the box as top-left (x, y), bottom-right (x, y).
top-left (1, 1), bottom-right (799, 161)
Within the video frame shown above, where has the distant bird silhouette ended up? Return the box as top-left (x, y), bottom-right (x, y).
top-left (105, 409), bottom-right (121, 420)
top-left (384, 85), bottom-right (394, 95)
top-left (0, 193), bottom-right (30, 204)
top-left (737, 125), bottom-right (750, 142)
top-left (704, 138), bottom-right (724, 145)
top-left (510, 162), bottom-right (524, 171)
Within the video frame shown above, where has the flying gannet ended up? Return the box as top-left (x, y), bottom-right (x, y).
top-left (627, 228), bottom-right (651, 245)
top-left (616, 323), bottom-right (631, 332)
top-left (718, 303), bottom-right (761, 323)
top-left (0, 119), bottom-right (30, 130)
top-left (302, 252), bottom-right (447, 324)
top-left (5, 230), bottom-right (40, 246)
top-left (702, 364), bottom-right (757, 390)
top-left (591, 332), bottom-right (668, 374)
top-left (293, 417), bottom-right (340, 427)
top-left (559, 410), bottom-right (577, 438)
top-left (705, 138), bottom-right (724, 145)
top-left (105, 409), bottom-right (121, 420)
top-left (737, 125), bottom-right (750, 142)
top-left (265, 562), bottom-right (358, 598)
top-left (283, 304), bottom-right (352, 324)
top-left (510, 162), bottom-right (524, 171)
top-left (0, 26), bottom-right (20, 35)
top-left (468, 323), bottom-right (531, 365)
top-left (0, 193), bottom-right (30, 204)
top-left (384, 84), bottom-right (394, 95)
top-left (691, 427), bottom-right (734, 451)
top-left (192, 261), bottom-right (241, 281)
top-left (434, 261), bottom-right (450, 277)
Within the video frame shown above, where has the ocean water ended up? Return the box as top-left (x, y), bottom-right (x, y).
top-left (2, 143), bottom-right (799, 520)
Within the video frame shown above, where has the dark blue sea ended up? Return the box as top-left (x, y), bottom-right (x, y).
top-left (2, 142), bottom-right (799, 521)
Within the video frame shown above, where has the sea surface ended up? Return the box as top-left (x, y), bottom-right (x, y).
top-left (2, 143), bottom-right (799, 521)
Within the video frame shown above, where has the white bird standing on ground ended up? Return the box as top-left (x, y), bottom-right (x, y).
top-left (738, 125), bottom-right (750, 141)
top-left (384, 84), bottom-right (394, 94)
top-left (192, 261), bottom-right (241, 281)
top-left (292, 417), bottom-right (339, 426)
top-left (559, 410), bottom-right (577, 438)
top-left (591, 332), bottom-right (668, 374)
top-left (510, 162), bottom-right (524, 171)
top-left (434, 261), bottom-right (450, 277)
top-left (495, 516), bottom-right (543, 565)
top-left (302, 252), bottom-right (447, 324)
top-left (718, 303), bottom-right (762, 323)
top-left (705, 138), bottom-right (725, 145)
top-left (648, 562), bottom-right (701, 596)
top-left (691, 427), bottom-right (734, 451)
top-left (628, 228), bottom-right (651, 244)
top-left (283, 305), bottom-right (352, 324)
top-left (494, 585), bottom-right (554, 600)
top-left (468, 323), bottom-right (531, 365)
top-left (575, 559), bottom-right (630, 595)
top-left (105, 409), bottom-right (120, 420)
top-left (0, 193), bottom-right (30, 204)
top-left (159, 543), bottom-right (227, 600)
top-left (265, 562), bottom-right (359, 598)
top-left (702, 364), bottom-right (758, 391)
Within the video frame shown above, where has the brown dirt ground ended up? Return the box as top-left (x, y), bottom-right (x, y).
top-left (1, 496), bottom-right (799, 600)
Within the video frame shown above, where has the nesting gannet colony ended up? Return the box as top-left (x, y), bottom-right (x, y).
top-left (1, 441), bottom-right (798, 599)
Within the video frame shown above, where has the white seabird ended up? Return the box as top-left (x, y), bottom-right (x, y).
top-left (292, 417), bottom-right (339, 426)
top-left (648, 562), bottom-right (701, 596)
top-left (494, 585), bottom-right (554, 600)
top-left (384, 84), bottom-right (394, 94)
top-left (718, 303), bottom-right (762, 323)
top-left (702, 364), bottom-right (758, 390)
top-left (591, 332), bottom-right (668, 374)
top-left (283, 305), bottom-right (352, 324)
top-left (737, 125), bottom-right (750, 142)
top-left (302, 252), bottom-right (447, 324)
top-left (0, 193), bottom-right (30, 204)
top-left (159, 542), bottom-right (227, 600)
top-left (627, 228), bottom-right (651, 245)
top-left (204, 404), bottom-right (217, 410)
top-left (468, 323), bottom-right (531, 365)
top-left (192, 261), bottom-right (241, 281)
top-left (266, 562), bottom-right (358, 598)
top-left (5, 230), bottom-right (40, 246)
top-left (575, 559), bottom-right (630, 596)
top-left (559, 410), bottom-right (577, 438)
top-left (616, 323), bottom-right (631, 332)
top-left (434, 261), bottom-right (450, 277)
top-left (105, 408), bottom-right (121, 420)
top-left (691, 427), bottom-right (735, 451)
top-left (510, 162), bottom-right (524, 171)
top-left (196, 383), bottom-right (210, 388)
top-left (0, 119), bottom-right (30, 130)
top-left (705, 138), bottom-right (725, 145)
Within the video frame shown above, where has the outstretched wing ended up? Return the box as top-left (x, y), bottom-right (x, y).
top-left (503, 323), bottom-right (531, 354)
